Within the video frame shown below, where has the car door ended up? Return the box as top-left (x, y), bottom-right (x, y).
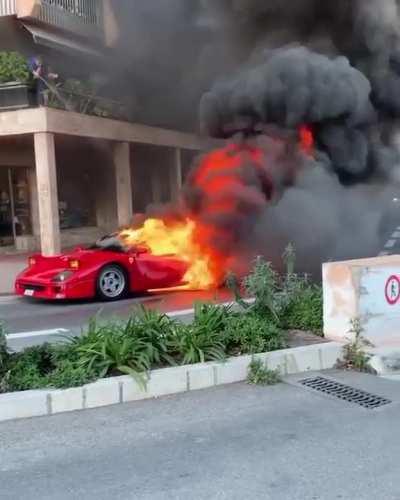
top-left (130, 253), bottom-right (188, 290)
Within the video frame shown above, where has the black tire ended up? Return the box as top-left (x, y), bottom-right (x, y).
top-left (96, 264), bottom-right (128, 301)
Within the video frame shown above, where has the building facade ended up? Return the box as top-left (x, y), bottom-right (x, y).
top-left (0, 1), bottom-right (216, 255)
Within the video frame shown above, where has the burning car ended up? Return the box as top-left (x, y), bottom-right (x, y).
top-left (15, 233), bottom-right (189, 301)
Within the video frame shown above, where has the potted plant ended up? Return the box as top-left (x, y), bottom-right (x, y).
top-left (0, 51), bottom-right (35, 110)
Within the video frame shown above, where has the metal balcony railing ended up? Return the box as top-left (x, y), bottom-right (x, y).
top-left (41, 0), bottom-right (101, 26)
top-left (0, 0), bottom-right (16, 16)
top-left (37, 0), bottom-right (103, 39)
top-left (44, 85), bottom-right (127, 121)
top-left (0, 0), bottom-right (104, 40)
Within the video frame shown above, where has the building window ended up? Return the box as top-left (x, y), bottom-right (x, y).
top-left (57, 164), bottom-right (96, 230)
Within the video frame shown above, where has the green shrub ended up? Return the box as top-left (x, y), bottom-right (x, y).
top-left (46, 344), bottom-right (99, 388)
top-left (243, 257), bottom-right (280, 320)
top-left (68, 318), bottom-right (153, 387)
top-left (63, 78), bottom-right (94, 95)
top-left (247, 358), bottom-right (281, 386)
top-left (224, 313), bottom-right (286, 355)
top-left (7, 344), bottom-right (54, 391)
top-left (193, 302), bottom-right (230, 333)
top-left (230, 254), bottom-right (324, 335)
top-left (128, 308), bottom-right (176, 367)
top-left (337, 319), bottom-right (374, 373)
top-left (170, 323), bottom-right (226, 365)
top-left (0, 52), bottom-right (30, 84)
top-left (0, 321), bottom-right (8, 373)
top-left (0, 322), bottom-right (10, 393)
top-left (281, 284), bottom-right (323, 333)
top-left (169, 303), bottom-right (228, 364)
top-left (47, 360), bottom-right (98, 388)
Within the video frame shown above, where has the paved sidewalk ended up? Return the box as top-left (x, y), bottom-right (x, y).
top-left (0, 254), bottom-right (27, 295)
top-left (0, 372), bottom-right (399, 500)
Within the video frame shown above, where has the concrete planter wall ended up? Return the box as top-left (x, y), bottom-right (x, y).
top-left (0, 82), bottom-right (36, 111)
top-left (0, 342), bottom-right (343, 423)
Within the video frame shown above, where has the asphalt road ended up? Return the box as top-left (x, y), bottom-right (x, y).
top-left (1, 371), bottom-right (400, 500)
top-left (0, 288), bottom-right (233, 350)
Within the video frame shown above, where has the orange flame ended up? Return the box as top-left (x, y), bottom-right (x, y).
top-left (299, 124), bottom-right (314, 156)
top-left (118, 131), bottom-right (314, 291)
top-left (119, 218), bottom-right (217, 290)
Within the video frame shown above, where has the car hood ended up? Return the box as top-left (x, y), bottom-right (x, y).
top-left (17, 249), bottom-right (105, 281)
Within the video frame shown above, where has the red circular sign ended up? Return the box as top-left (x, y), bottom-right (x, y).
top-left (385, 275), bottom-right (400, 305)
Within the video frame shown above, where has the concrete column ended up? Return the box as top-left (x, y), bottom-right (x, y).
top-left (169, 148), bottom-right (183, 201)
top-left (113, 142), bottom-right (132, 227)
top-left (27, 168), bottom-right (40, 238)
top-left (34, 132), bottom-right (61, 256)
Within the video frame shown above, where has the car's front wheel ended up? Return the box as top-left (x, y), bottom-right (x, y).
top-left (97, 265), bottom-right (128, 301)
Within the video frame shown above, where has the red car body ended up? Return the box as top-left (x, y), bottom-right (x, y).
top-left (15, 246), bottom-right (189, 301)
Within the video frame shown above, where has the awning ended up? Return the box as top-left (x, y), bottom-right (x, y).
top-left (21, 23), bottom-right (103, 58)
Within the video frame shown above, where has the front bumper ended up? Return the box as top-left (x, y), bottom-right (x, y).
top-left (15, 278), bottom-right (94, 300)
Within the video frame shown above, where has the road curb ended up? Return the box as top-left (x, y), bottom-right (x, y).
top-left (0, 341), bottom-right (343, 423)
top-left (0, 295), bottom-right (17, 304)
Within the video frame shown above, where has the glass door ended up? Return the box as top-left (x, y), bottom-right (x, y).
top-left (0, 167), bottom-right (31, 248)
top-left (0, 169), bottom-right (13, 247)
top-left (11, 168), bottom-right (32, 237)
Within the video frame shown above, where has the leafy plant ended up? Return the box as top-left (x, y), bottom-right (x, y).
top-left (47, 359), bottom-right (98, 389)
top-left (337, 318), bottom-right (374, 373)
top-left (282, 243), bottom-right (296, 276)
top-left (0, 322), bottom-right (11, 393)
top-left (68, 318), bottom-right (151, 387)
top-left (63, 78), bottom-right (95, 95)
top-left (46, 344), bottom-right (99, 388)
top-left (224, 313), bottom-right (286, 355)
top-left (247, 358), bottom-right (281, 386)
top-left (170, 323), bottom-right (226, 365)
top-left (231, 250), bottom-right (324, 335)
top-left (226, 271), bottom-right (249, 310)
top-left (0, 321), bottom-right (8, 372)
top-left (193, 302), bottom-right (230, 334)
top-left (128, 308), bottom-right (176, 367)
top-left (0, 52), bottom-right (30, 84)
top-left (281, 283), bottom-right (323, 333)
top-left (169, 304), bottom-right (228, 364)
top-left (243, 256), bottom-right (280, 320)
top-left (6, 344), bottom-right (55, 391)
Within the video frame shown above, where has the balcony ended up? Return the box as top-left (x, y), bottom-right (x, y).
top-left (0, 81), bottom-right (126, 121)
top-left (0, 0), bottom-right (16, 16)
top-left (0, 0), bottom-right (104, 41)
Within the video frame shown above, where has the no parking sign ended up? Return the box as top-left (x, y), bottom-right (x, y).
top-left (385, 275), bottom-right (400, 305)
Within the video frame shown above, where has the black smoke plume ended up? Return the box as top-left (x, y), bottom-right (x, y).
top-left (117, 1), bottom-right (400, 270)
top-left (192, 1), bottom-right (400, 269)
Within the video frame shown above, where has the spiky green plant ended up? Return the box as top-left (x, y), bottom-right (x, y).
top-left (243, 256), bottom-right (280, 320)
top-left (169, 303), bottom-right (228, 365)
top-left (282, 243), bottom-right (296, 276)
top-left (129, 308), bottom-right (176, 367)
top-left (337, 319), bottom-right (374, 373)
top-left (247, 358), bottom-right (281, 386)
top-left (68, 318), bottom-right (152, 388)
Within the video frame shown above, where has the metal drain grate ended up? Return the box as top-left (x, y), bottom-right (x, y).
top-left (299, 376), bottom-right (392, 409)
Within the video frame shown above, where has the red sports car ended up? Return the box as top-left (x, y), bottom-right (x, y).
top-left (15, 234), bottom-right (189, 301)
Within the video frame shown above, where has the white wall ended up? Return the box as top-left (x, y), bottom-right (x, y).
top-left (323, 256), bottom-right (400, 347)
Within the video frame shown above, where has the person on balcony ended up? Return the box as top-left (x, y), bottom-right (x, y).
top-left (27, 55), bottom-right (58, 106)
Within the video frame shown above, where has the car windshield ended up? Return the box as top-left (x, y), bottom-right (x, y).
top-left (89, 233), bottom-right (128, 253)
top-left (89, 233), bottom-right (149, 254)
